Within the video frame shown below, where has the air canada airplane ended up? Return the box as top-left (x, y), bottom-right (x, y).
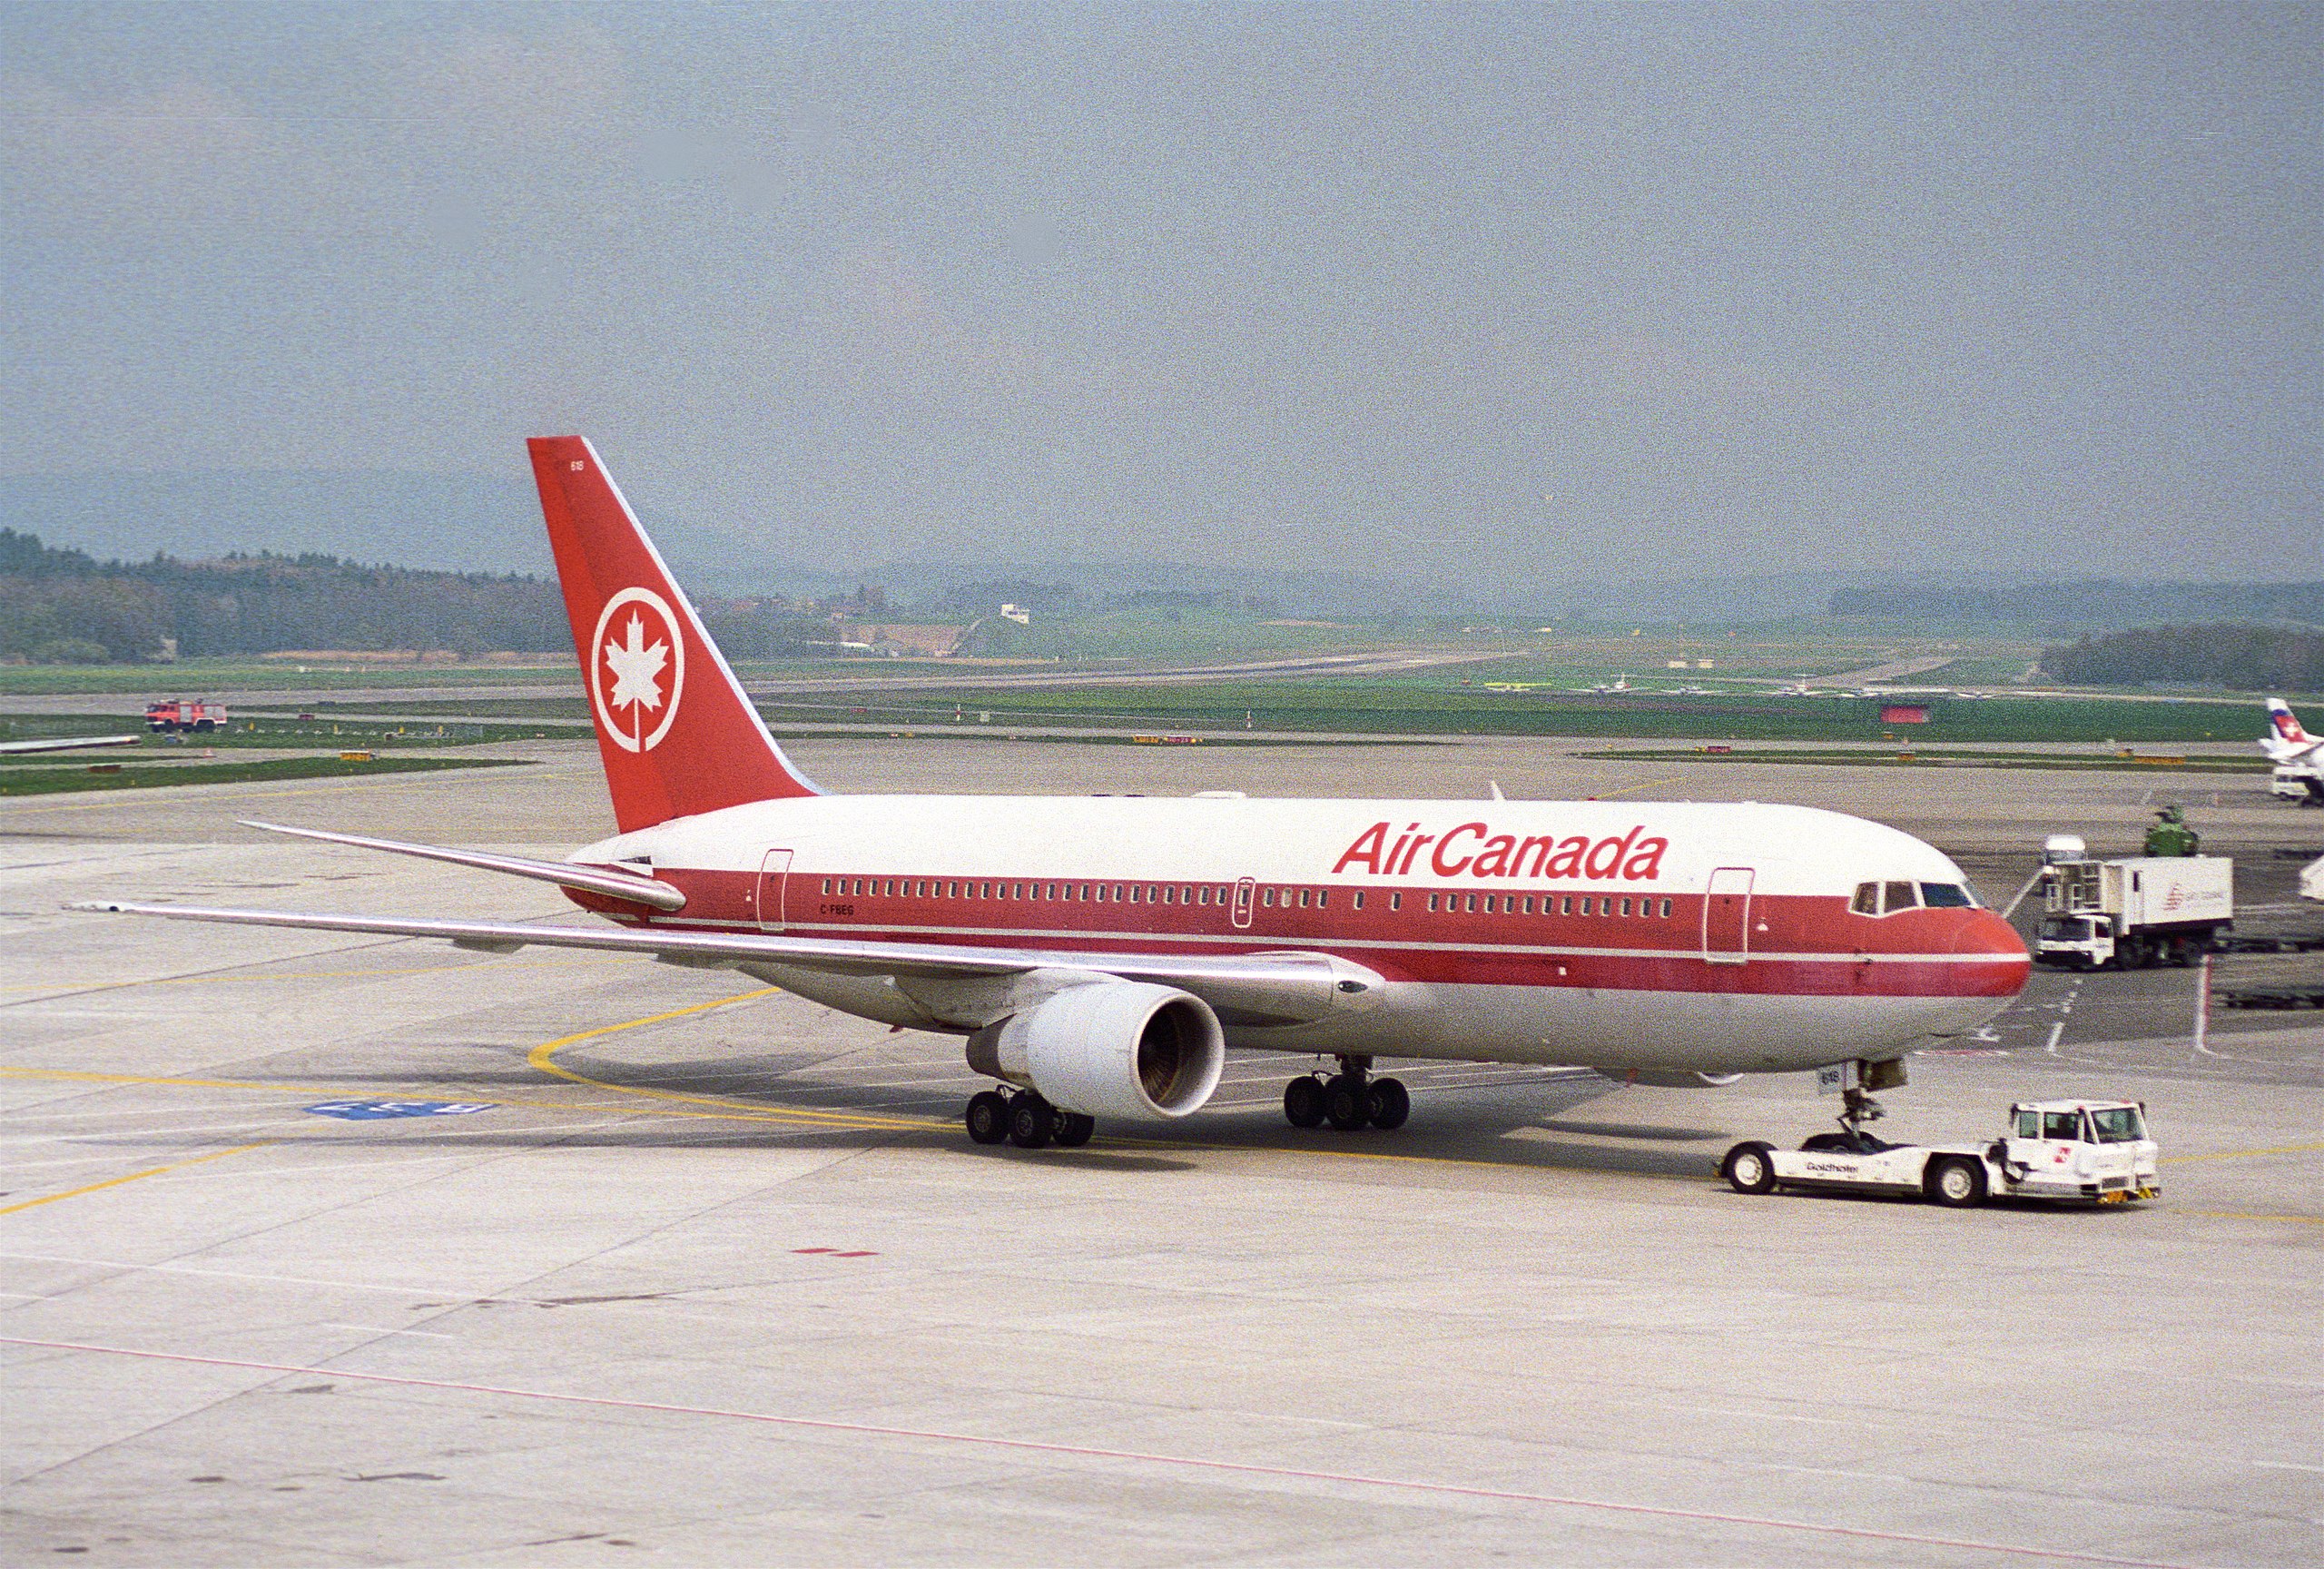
top-left (84, 438), bottom-right (2031, 1150)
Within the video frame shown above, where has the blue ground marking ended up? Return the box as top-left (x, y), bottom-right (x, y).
top-left (304, 1100), bottom-right (498, 1121)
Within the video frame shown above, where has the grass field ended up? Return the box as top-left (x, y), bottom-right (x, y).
top-left (761, 685), bottom-right (2272, 745)
top-left (250, 680), bottom-right (2282, 745)
top-left (1580, 746), bottom-right (2274, 774)
top-left (0, 715), bottom-right (571, 755)
top-left (0, 755), bottom-right (528, 796)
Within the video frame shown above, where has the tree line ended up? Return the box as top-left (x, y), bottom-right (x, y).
top-left (0, 528), bottom-right (832, 662)
top-left (1832, 579), bottom-right (2324, 629)
top-left (2042, 624), bottom-right (2324, 691)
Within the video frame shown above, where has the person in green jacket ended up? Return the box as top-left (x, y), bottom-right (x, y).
top-left (2144, 804), bottom-right (2200, 857)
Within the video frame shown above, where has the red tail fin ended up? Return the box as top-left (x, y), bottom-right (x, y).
top-left (528, 436), bottom-right (819, 832)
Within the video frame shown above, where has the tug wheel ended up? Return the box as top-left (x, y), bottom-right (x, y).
top-left (1722, 1141), bottom-right (1777, 1195)
top-left (1928, 1156), bottom-right (1988, 1209)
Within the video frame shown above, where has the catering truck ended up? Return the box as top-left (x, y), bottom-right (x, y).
top-left (1722, 1098), bottom-right (2162, 1209)
top-left (2034, 854), bottom-right (2233, 969)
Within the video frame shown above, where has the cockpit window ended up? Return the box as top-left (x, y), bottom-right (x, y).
top-left (1882, 881), bottom-right (1919, 913)
top-left (1851, 883), bottom-right (1879, 915)
top-left (1920, 883), bottom-right (1974, 908)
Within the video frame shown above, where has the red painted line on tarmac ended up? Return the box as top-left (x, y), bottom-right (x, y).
top-left (0, 1335), bottom-right (2198, 1568)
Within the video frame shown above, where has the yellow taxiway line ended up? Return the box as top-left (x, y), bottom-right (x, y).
top-left (0, 1141), bottom-right (275, 1217)
top-left (522, 988), bottom-right (942, 1133)
top-left (2162, 1140), bottom-right (2324, 1165)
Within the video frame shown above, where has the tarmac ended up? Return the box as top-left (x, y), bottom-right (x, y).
top-left (3, 735), bottom-right (2319, 1566)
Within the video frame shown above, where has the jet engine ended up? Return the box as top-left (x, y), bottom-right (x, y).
top-left (965, 982), bottom-right (1226, 1120)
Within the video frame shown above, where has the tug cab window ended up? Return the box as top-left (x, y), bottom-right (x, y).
top-left (2042, 1110), bottom-right (2089, 1142)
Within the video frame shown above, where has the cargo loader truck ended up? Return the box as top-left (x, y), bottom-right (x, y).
top-left (2034, 854), bottom-right (2233, 970)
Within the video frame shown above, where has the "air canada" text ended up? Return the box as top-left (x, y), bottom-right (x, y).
top-left (1331, 820), bottom-right (1670, 882)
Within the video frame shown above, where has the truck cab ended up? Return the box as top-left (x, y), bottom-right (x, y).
top-left (1996, 1099), bottom-right (2160, 1203)
top-left (2035, 911), bottom-right (2114, 968)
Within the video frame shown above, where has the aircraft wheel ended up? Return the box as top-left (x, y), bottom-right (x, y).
top-left (1007, 1092), bottom-right (1056, 1150)
top-left (965, 1090), bottom-right (1010, 1146)
top-left (1052, 1111), bottom-right (1096, 1149)
top-left (1366, 1077), bottom-right (1410, 1130)
top-left (1283, 1075), bottom-right (1326, 1129)
top-left (1928, 1155), bottom-right (1988, 1208)
top-left (1323, 1074), bottom-right (1369, 1131)
top-left (1722, 1141), bottom-right (1777, 1195)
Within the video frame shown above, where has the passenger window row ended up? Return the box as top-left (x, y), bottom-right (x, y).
top-left (812, 879), bottom-right (1674, 921)
top-left (1424, 893), bottom-right (1674, 918)
top-left (821, 877), bottom-right (1235, 905)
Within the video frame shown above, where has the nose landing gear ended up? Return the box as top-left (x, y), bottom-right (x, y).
top-left (965, 1088), bottom-right (1094, 1150)
top-left (1284, 1056), bottom-right (1408, 1132)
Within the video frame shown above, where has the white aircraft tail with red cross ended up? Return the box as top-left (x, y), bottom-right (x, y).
top-left (527, 435), bottom-right (820, 832)
top-left (2263, 698), bottom-right (2321, 765)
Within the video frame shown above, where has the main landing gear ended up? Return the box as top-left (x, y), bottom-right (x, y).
top-left (1283, 1055), bottom-right (1409, 1133)
top-left (965, 1088), bottom-right (1094, 1151)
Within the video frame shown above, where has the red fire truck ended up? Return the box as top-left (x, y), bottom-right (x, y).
top-left (144, 699), bottom-right (229, 734)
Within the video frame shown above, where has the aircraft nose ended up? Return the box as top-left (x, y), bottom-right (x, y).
top-left (1951, 907), bottom-right (2033, 992)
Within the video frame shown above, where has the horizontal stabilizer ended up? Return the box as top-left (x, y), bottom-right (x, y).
top-left (241, 820), bottom-right (685, 912)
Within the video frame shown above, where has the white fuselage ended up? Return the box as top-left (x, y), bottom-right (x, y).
top-left (566, 794), bottom-right (2032, 1076)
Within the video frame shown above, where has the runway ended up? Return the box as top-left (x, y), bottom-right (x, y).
top-left (4, 735), bottom-right (2319, 1565)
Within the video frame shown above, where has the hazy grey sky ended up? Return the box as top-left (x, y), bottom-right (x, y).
top-left (4, 2), bottom-right (2318, 586)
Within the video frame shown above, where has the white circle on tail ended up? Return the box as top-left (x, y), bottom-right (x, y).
top-left (590, 587), bottom-right (685, 753)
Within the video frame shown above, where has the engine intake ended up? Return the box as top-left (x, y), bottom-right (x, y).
top-left (965, 982), bottom-right (1226, 1120)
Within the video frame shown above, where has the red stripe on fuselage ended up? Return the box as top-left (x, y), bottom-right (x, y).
top-left (568, 869), bottom-right (2030, 1000)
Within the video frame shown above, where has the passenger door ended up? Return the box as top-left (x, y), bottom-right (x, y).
top-left (1701, 866), bottom-right (1755, 964)
top-left (1231, 877), bottom-right (1255, 931)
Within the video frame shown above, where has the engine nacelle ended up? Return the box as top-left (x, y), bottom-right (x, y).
top-left (965, 982), bottom-right (1226, 1120)
top-left (1599, 1068), bottom-right (1745, 1089)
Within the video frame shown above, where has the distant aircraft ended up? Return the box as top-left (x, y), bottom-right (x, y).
top-left (2261, 699), bottom-right (2321, 766)
top-left (0, 734), bottom-right (142, 756)
top-left (82, 437), bottom-right (2031, 1150)
top-left (2261, 699), bottom-right (2324, 804)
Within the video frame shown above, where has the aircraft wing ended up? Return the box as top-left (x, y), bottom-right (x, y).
top-left (74, 900), bottom-right (1376, 1027)
top-left (0, 734), bottom-right (143, 755)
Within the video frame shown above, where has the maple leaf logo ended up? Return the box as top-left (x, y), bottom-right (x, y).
top-left (603, 614), bottom-right (668, 715)
top-left (588, 587), bottom-right (685, 753)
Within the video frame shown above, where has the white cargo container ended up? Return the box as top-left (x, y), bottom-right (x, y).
top-left (2035, 854), bottom-right (2233, 969)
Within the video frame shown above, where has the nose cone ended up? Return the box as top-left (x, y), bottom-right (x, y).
top-left (1951, 908), bottom-right (2033, 996)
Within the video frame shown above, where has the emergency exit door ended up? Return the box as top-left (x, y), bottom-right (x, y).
top-left (1701, 866), bottom-right (1754, 964)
